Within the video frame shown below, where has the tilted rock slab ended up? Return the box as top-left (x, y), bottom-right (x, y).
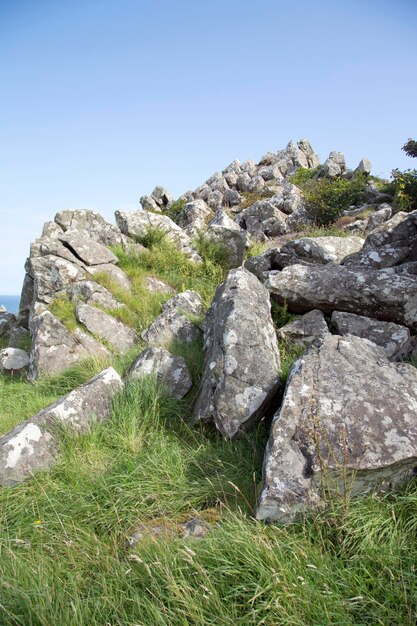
top-left (257, 335), bottom-right (417, 523)
top-left (76, 303), bottom-right (136, 353)
top-left (59, 231), bottom-right (118, 266)
top-left (128, 347), bottom-right (192, 399)
top-left (54, 210), bottom-right (124, 246)
top-left (266, 264), bottom-right (417, 330)
top-left (0, 368), bottom-right (123, 486)
top-left (274, 236), bottom-right (364, 269)
top-left (28, 311), bottom-right (109, 381)
top-left (277, 310), bottom-right (329, 347)
top-left (193, 267), bottom-right (281, 438)
top-left (88, 264), bottom-right (132, 292)
top-left (331, 311), bottom-right (411, 359)
top-left (115, 210), bottom-right (201, 262)
top-left (28, 255), bottom-right (86, 304)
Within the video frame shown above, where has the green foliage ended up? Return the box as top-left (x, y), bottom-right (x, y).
top-left (194, 232), bottom-right (231, 271)
top-left (387, 168), bottom-right (417, 212)
top-left (49, 293), bottom-right (78, 331)
top-left (289, 166), bottom-right (320, 186)
top-left (279, 341), bottom-right (305, 382)
top-left (240, 189), bottom-right (274, 209)
top-left (165, 197), bottom-right (187, 223)
top-left (291, 169), bottom-right (369, 225)
top-left (402, 138), bottom-right (417, 159)
top-left (0, 372), bottom-right (416, 624)
top-left (245, 240), bottom-right (270, 259)
top-left (134, 226), bottom-right (168, 248)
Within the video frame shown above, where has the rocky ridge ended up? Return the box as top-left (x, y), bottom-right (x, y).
top-left (1, 139), bottom-right (417, 523)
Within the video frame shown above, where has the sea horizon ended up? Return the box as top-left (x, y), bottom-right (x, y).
top-left (0, 295), bottom-right (20, 315)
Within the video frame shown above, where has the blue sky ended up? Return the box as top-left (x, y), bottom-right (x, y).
top-left (0, 0), bottom-right (416, 294)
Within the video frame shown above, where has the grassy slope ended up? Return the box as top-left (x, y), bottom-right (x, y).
top-left (0, 237), bottom-right (416, 625)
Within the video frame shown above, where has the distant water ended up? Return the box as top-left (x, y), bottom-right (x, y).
top-left (0, 295), bottom-right (20, 314)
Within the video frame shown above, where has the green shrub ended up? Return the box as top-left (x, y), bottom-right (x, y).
top-left (290, 169), bottom-right (369, 225)
top-left (165, 197), bottom-right (187, 223)
top-left (134, 226), bottom-right (168, 248)
top-left (386, 168), bottom-right (417, 212)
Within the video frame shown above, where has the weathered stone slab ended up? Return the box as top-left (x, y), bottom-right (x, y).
top-left (115, 210), bottom-right (201, 262)
top-left (28, 255), bottom-right (86, 304)
top-left (142, 310), bottom-right (201, 347)
top-left (128, 347), bottom-right (192, 399)
top-left (193, 267), bottom-right (281, 438)
top-left (204, 210), bottom-right (247, 268)
top-left (265, 264), bottom-right (417, 330)
top-left (65, 280), bottom-right (123, 310)
top-left (257, 335), bottom-right (417, 523)
top-left (0, 312), bottom-right (16, 338)
top-left (76, 303), bottom-right (136, 353)
top-left (237, 201), bottom-right (288, 240)
top-left (88, 264), bottom-right (132, 292)
top-left (278, 310), bottom-right (329, 347)
top-left (162, 290), bottom-right (204, 318)
top-left (0, 348), bottom-right (30, 374)
top-left (0, 368), bottom-right (123, 486)
top-left (275, 236), bottom-right (364, 269)
top-left (331, 311), bottom-right (411, 358)
top-left (54, 210), bottom-right (124, 246)
top-left (28, 311), bottom-right (109, 381)
top-left (59, 231), bottom-right (118, 266)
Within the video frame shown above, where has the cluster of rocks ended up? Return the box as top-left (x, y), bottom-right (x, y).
top-left (1, 138), bottom-right (417, 526)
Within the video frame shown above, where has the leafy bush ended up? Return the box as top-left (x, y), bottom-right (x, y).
top-left (290, 169), bottom-right (369, 225)
top-left (165, 197), bottom-right (186, 223)
top-left (386, 168), bottom-right (417, 212)
top-left (134, 226), bottom-right (168, 248)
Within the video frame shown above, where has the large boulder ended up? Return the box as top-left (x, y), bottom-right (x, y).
top-left (178, 199), bottom-right (213, 238)
top-left (266, 264), bottom-right (417, 330)
top-left (331, 311), bottom-right (411, 359)
top-left (0, 368), bottom-right (123, 486)
top-left (257, 335), bottom-right (417, 523)
top-left (54, 210), bottom-right (124, 246)
top-left (115, 210), bottom-right (201, 262)
top-left (0, 348), bottom-right (30, 374)
top-left (76, 303), bottom-right (136, 353)
top-left (128, 347), bottom-right (192, 399)
top-left (277, 310), bottom-right (329, 347)
top-left (141, 290), bottom-right (204, 347)
top-left (0, 311), bottom-right (16, 338)
top-left (236, 200), bottom-right (288, 240)
top-left (204, 210), bottom-right (247, 268)
top-left (87, 264), bottom-right (132, 292)
top-left (28, 311), bottom-right (109, 381)
top-left (28, 255), bottom-right (86, 304)
top-left (193, 268), bottom-right (281, 438)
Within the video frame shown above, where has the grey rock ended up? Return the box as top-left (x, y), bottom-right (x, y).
top-left (178, 199), bottom-right (213, 238)
top-left (247, 175), bottom-right (266, 193)
top-left (28, 255), bottom-right (86, 304)
top-left (266, 264), bottom-right (417, 330)
top-left (278, 310), bottom-right (329, 347)
top-left (142, 309), bottom-right (202, 347)
top-left (366, 204), bottom-right (392, 232)
top-left (30, 236), bottom-right (83, 265)
top-left (88, 264), bottom-right (132, 292)
top-left (150, 186), bottom-right (174, 209)
top-left (354, 158), bottom-right (372, 174)
top-left (205, 189), bottom-right (224, 210)
top-left (363, 210), bottom-right (417, 251)
top-left (128, 347), bottom-right (192, 399)
top-left (16, 273), bottom-right (34, 329)
top-left (28, 311), bottom-right (109, 381)
top-left (236, 172), bottom-right (251, 192)
top-left (0, 312), bottom-right (16, 338)
top-left (140, 195), bottom-right (161, 212)
top-left (76, 303), bottom-right (136, 353)
top-left (59, 231), bottom-right (118, 266)
top-left (0, 348), bottom-right (30, 374)
top-left (257, 334), bottom-right (417, 523)
top-left (115, 210), bottom-right (201, 262)
top-left (343, 243), bottom-right (410, 270)
top-left (193, 268), bottom-right (281, 438)
top-left (321, 151), bottom-right (346, 178)
top-left (222, 159), bottom-right (242, 175)
top-left (41, 221), bottom-right (64, 239)
top-left (8, 326), bottom-right (30, 349)
top-left (0, 368), bottom-right (123, 486)
top-left (145, 277), bottom-right (175, 295)
top-left (65, 280), bottom-right (123, 310)
top-left (204, 210), bottom-right (247, 268)
top-left (275, 236), bottom-right (364, 268)
top-left (243, 249), bottom-right (276, 281)
top-left (54, 210), bottom-right (123, 246)
top-left (162, 290), bottom-right (205, 318)
top-left (331, 311), bottom-right (411, 359)
top-left (223, 188), bottom-right (243, 209)
top-left (297, 139), bottom-right (320, 169)
top-left (237, 201), bottom-right (288, 240)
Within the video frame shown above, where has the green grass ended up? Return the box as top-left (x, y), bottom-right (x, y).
top-left (0, 374), bottom-right (416, 625)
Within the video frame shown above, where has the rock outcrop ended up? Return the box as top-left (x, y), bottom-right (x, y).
top-left (193, 268), bottom-right (281, 438)
top-left (257, 335), bottom-right (417, 523)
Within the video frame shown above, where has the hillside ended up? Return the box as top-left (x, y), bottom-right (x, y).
top-left (0, 139), bottom-right (416, 625)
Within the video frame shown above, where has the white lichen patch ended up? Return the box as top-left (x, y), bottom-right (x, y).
top-left (5, 423), bottom-right (43, 468)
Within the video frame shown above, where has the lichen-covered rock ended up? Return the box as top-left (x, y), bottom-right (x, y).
top-left (193, 267), bottom-right (281, 438)
top-left (28, 311), bottom-right (109, 381)
top-left (0, 348), bottom-right (30, 374)
top-left (115, 210), bottom-right (201, 262)
top-left (237, 201), bottom-right (288, 240)
top-left (274, 236), bottom-right (364, 269)
top-left (58, 231), bottom-right (118, 266)
top-left (64, 280), bottom-right (124, 310)
top-left (0, 368), bottom-right (123, 486)
top-left (128, 347), bottom-right (192, 399)
top-left (354, 158), bottom-right (372, 174)
top-left (278, 310), bottom-right (329, 347)
top-left (162, 290), bottom-right (204, 318)
top-left (28, 255), bottom-right (86, 304)
top-left (0, 311), bottom-right (16, 338)
top-left (204, 210), bottom-right (247, 268)
top-left (142, 309), bottom-right (202, 347)
top-left (88, 264), bottom-right (132, 292)
top-left (266, 264), bottom-right (417, 330)
top-left (257, 335), bottom-right (417, 523)
top-left (76, 303), bottom-right (136, 353)
top-left (178, 199), bottom-right (213, 237)
top-left (331, 311), bottom-right (411, 359)
top-left (54, 210), bottom-right (124, 246)
top-left (366, 204), bottom-right (392, 232)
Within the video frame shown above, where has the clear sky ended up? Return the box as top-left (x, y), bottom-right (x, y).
top-left (0, 0), bottom-right (416, 294)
